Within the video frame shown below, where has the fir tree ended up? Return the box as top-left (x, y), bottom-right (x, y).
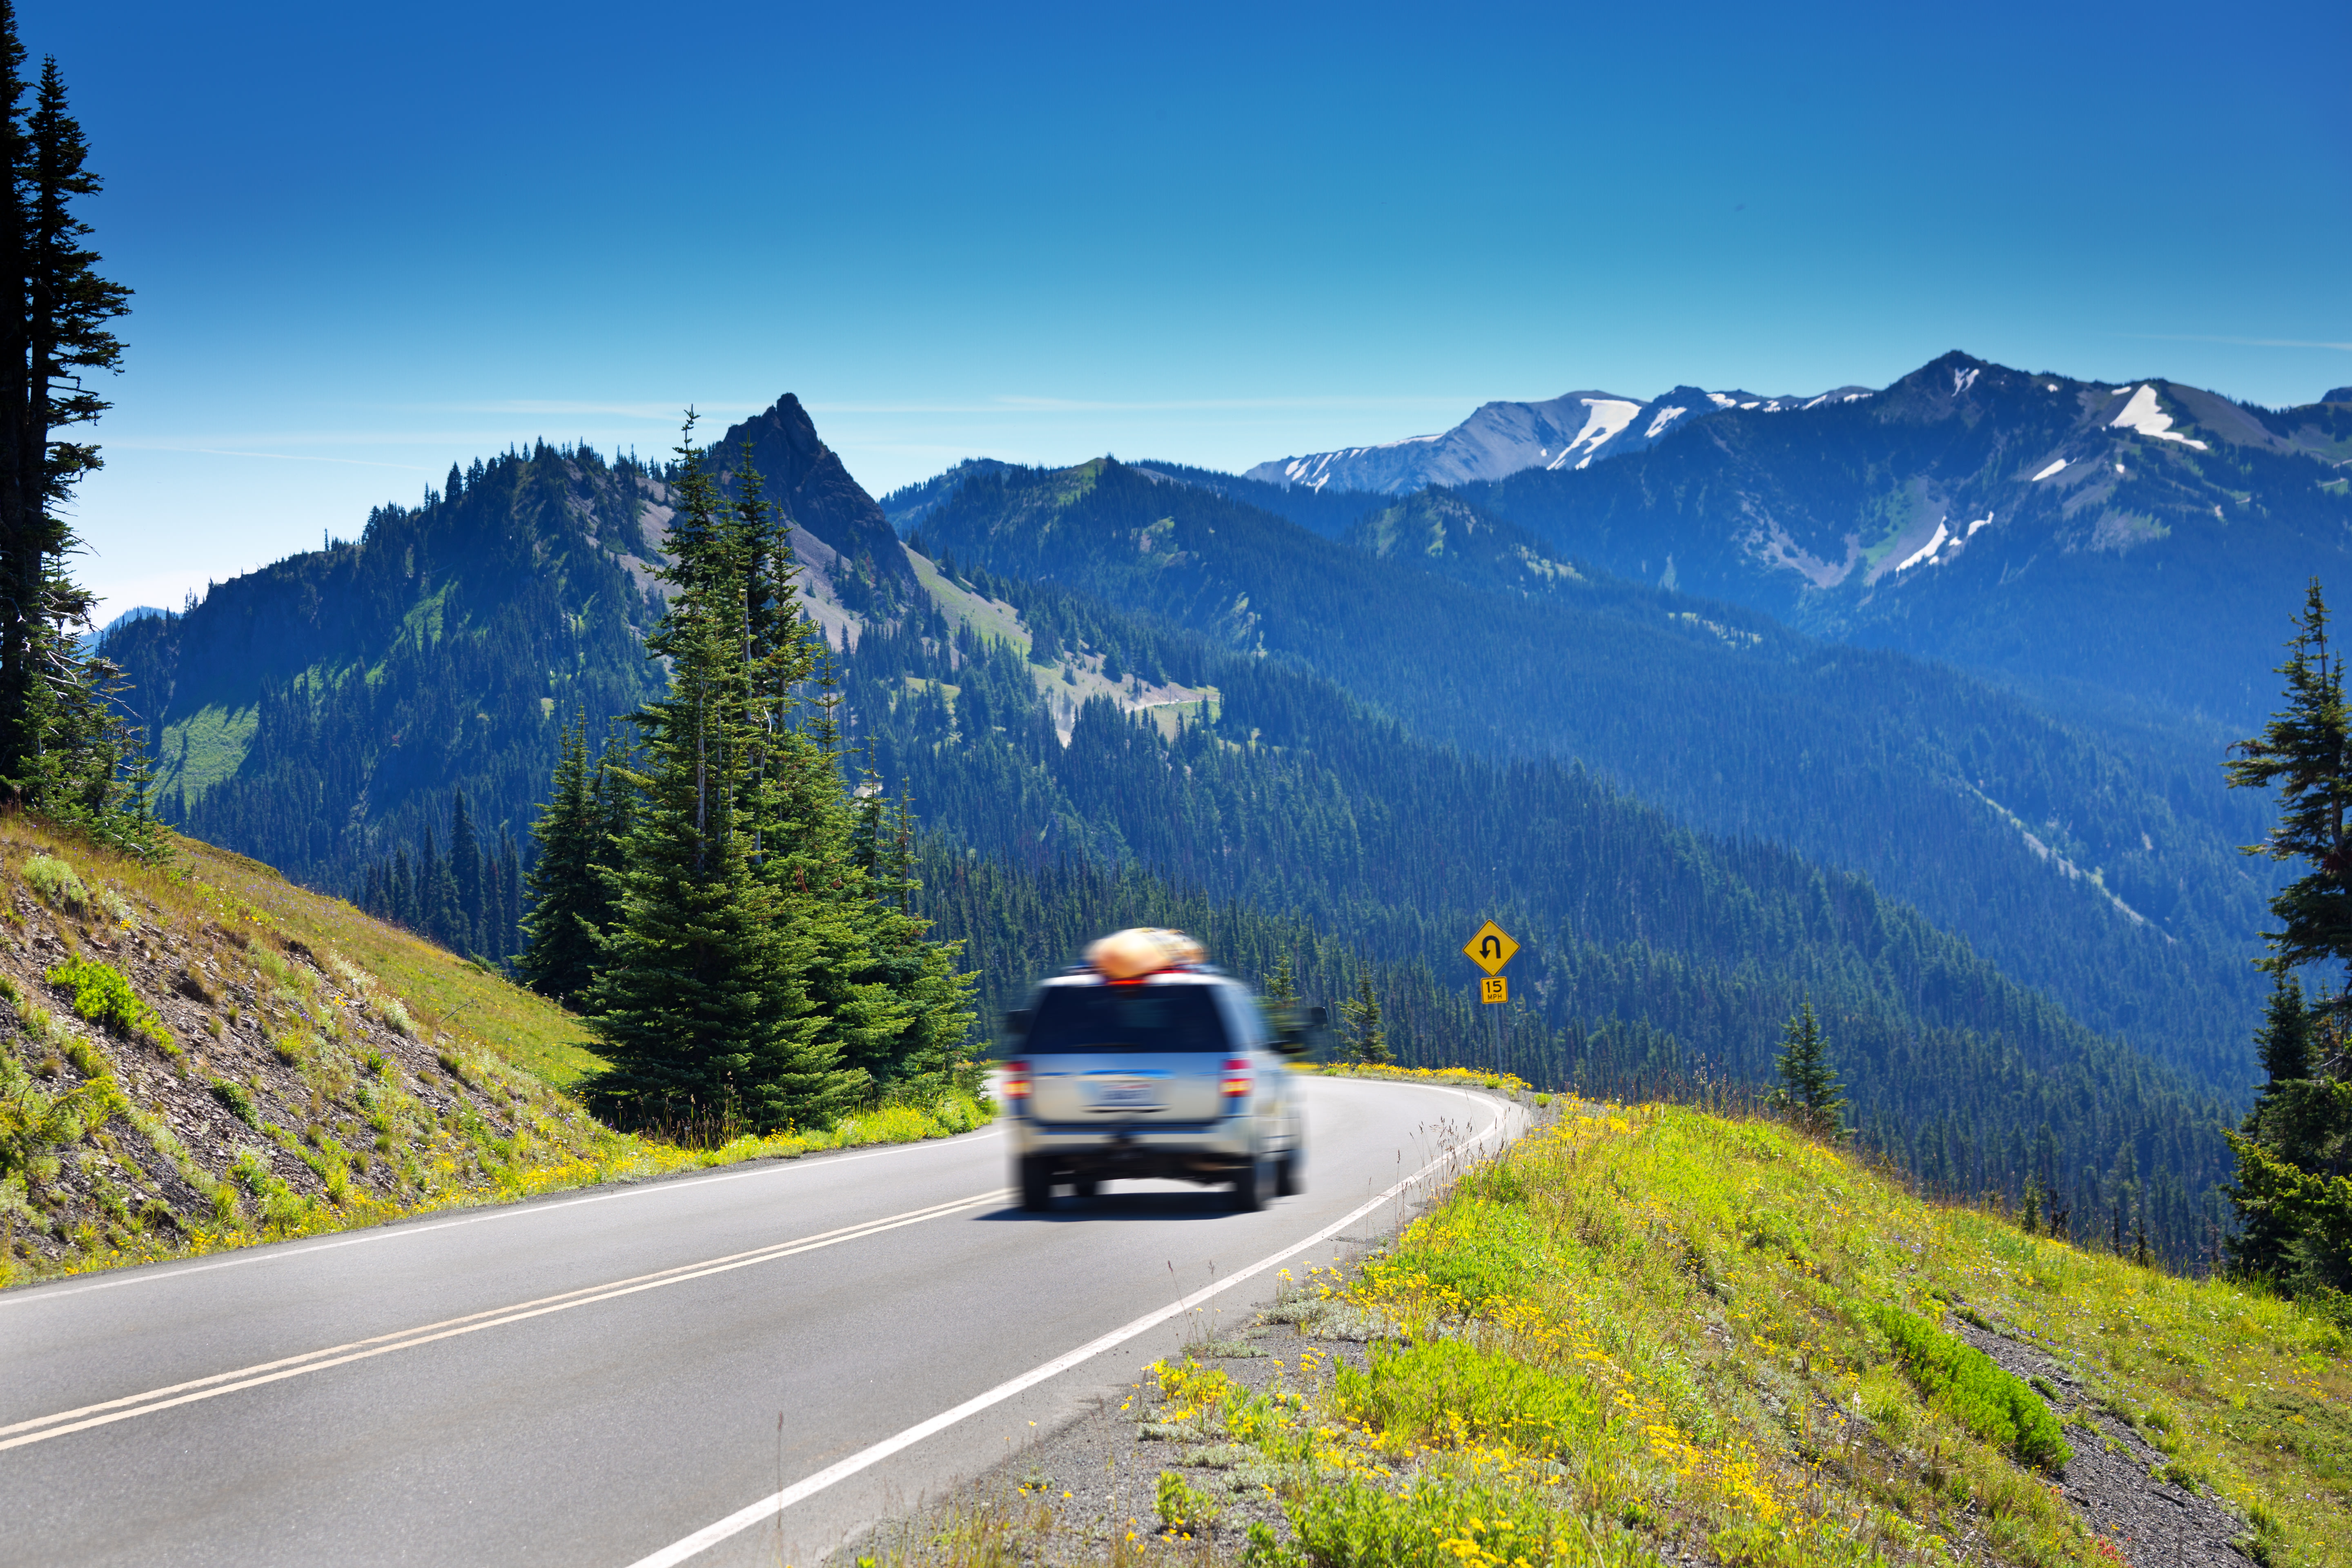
top-left (0, 22), bottom-right (145, 843)
top-left (1264, 953), bottom-right (1298, 1009)
top-left (2222, 584), bottom-right (2352, 1296)
top-left (584, 419), bottom-right (862, 1134)
top-left (519, 717), bottom-right (603, 1005)
top-left (449, 789), bottom-right (484, 952)
top-left (1340, 970), bottom-right (1389, 1066)
top-left (1769, 1000), bottom-right (1846, 1139)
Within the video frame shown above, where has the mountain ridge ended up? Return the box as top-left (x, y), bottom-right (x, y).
top-left (1243, 383), bottom-right (1875, 495)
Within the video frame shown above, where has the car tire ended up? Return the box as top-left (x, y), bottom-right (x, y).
top-left (1230, 1153), bottom-right (1268, 1212)
top-left (1274, 1149), bottom-right (1302, 1197)
top-left (1017, 1155), bottom-right (1053, 1212)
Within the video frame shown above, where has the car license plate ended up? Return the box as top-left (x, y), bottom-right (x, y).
top-left (1087, 1073), bottom-right (1163, 1113)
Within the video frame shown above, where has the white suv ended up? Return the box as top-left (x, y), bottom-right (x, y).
top-left (1003, 960), bottom-right (1312, 1211)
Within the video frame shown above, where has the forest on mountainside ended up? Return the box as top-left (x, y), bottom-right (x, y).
top-left (913, 458), bottom-right (2274, 1096)
top-left (94, 414), bottom-right (2268, 1267)
top-left (1452, 354), bottom-right (2352, 735)
top-left (835, 580), bottom-right (2234, 1268)
top-left (105, 442), bottom-right (667, 895)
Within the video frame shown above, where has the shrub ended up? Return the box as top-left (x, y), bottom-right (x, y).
top-left (1154, 1470), bottom-right (1219, 1532)
top-left (1875, 1303), bottom-right (2071, 1470)
top-left (45, 958), bottom-right (174, 1052)
top-left (228, 1146), bottom-right (306, 1229)
top-left (208, 1078), bottom-right (259, 1128)
top-left (1334, 1339), bottom-right (1599, 1459)
top-left (21, 853), bottom-right (87, 911)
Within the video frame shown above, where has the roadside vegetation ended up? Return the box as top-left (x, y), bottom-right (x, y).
top-left (874, 1102), bottom-right (2345, 1568)
top-left (0, 817), bottom-right (990, 1288)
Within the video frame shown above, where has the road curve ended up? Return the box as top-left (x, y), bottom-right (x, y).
top-left (1, 1075), bottom-right (1520, 1567)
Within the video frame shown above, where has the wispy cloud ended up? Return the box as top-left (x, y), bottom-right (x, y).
top-left (2114, 332), bottom-right (2352, 352)
top-left (111, 445), bottom-right (433, 471)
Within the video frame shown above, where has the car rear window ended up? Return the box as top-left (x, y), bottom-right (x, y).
top-left (1025, 984), bottom-right (1232, 1054)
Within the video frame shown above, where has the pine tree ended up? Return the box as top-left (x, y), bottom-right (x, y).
top-left (583, 419), bottom-right (862, 1134)
top-left (2223, 581), bottom-right (2352, 1296)
top-left (497, 828), bottom-right (522, 959)
top-left (1769, 1000), bottom-right (1846, 1139)
top-left (0, 20), bottom-right (144, 842)
top-left (390, 845), bottom-right (415, 927)
top-left (2254, 971), bottom-right (2313, 1091)
top-left (519, 717), bottom-right (604, 1005)
top-left (2230, 582), bottom-right (2352, 986)
top-left (1340, 970), bottom-right (1389, 1066)
top-left (449, 789), bottom-right (484, 953)
top-left (1265, 953), bottom-right (1298, 1009)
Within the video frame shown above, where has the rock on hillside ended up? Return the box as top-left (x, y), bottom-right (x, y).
top-left (707, 394), bottom-right (918, 613)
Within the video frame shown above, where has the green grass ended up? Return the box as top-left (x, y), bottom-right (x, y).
top-left (151, 703), bottom-right (260, 806)
top-left (158, 831), bottom-right (606, 1089)
top-left (0, 817), bottom-right (997, 1288)
top-left (1873, 1302), bottom-right (2070, 1470)
top-left (1116, 1105), bottom-right (2345, 1567)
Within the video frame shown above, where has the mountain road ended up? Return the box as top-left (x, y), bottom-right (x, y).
top-left (0, 1074), bottom-right (1520, 1567)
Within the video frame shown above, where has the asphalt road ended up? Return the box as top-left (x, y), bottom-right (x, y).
top-left (0, 1074), bottom-right (1521, 1568)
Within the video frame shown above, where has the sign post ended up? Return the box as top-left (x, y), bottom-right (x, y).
top-left (1461, 920), bottom-right (1519, 1074)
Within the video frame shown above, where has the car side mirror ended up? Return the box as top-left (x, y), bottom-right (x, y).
top-left (1305, 1006), bottom-right (1327, 1028)
top-left (1003, 1008), bottom-right (1033, 1039)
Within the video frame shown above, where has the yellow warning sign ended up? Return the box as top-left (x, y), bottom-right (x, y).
top-left (1463, 920), bottom-right (1519, 976)
top-left (1480, 975), bottom-right (1508, 1004)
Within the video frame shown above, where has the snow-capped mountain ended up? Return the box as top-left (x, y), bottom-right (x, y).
top-left (1244, 385), bottom-right (1873, 495)
top-left (1451, 351), bottom-right (2352, 729)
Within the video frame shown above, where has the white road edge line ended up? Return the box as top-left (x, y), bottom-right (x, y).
top-left (0, 1125), bottom-right (1004, 1310)
top-left (0, 1190), bottom-right (1006, 1452)
top-left (626, 1089), bottom-right (1520, 1568)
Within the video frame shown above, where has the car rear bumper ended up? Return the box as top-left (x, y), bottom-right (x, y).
top-left (1009, 1117), bottom-right (1259, 1182)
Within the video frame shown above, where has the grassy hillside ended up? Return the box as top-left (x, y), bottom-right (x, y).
top-left (0, 819), bottom-right (988, 1287)
top-left (935, 1100), bottom-right (2344, 1567)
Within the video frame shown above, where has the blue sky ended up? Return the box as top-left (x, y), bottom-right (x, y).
top-left (32, 0), bottom-right (2350, 619)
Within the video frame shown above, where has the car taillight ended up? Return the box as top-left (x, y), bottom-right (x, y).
top-left (1222, 1057), bottom-right (1250, 1100)
top-left (1004, 1060), bottom-right (1030, 1100)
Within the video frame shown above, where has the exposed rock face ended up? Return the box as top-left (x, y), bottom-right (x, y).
top-left (708, 395), bottom-right (917, 611)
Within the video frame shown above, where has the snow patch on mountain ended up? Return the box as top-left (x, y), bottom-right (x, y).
top-left (2031, 457), bottom-right (2070, 482)
top-left (1543, 399), bottom-right (1642, 470)
top-left (2109, 385), bottom-right (2209, 450)
top-left (1246, 380), bottom-right (1874, 496)
top-left (1895, 521), bottom-right (1951, 572)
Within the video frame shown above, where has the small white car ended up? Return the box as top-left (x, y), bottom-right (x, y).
top-left (1002, 947), bottom-right (1314, 1212)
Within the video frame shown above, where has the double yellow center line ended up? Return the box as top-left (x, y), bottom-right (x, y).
top-left (0, 1188), bottom-right (1004, 1454)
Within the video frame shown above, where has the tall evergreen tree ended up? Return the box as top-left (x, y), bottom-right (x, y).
top-left (584, 419), bottom-right (861, 1133)
top-left (519, 717), bottom-right (604, 1006)
top-left (449, 789), bottom-right (484, 952)
top-left (2223, 580), bottom-right (2352, 1298)
top-left (1340, 970), bottom-right (1390, 1065)
top-left (497, 827), bottom-right (522, 959)
top-left (0, 17), bottom-right (144, 841)
top-left (1769, 1000), bottom-right (1847, 1139)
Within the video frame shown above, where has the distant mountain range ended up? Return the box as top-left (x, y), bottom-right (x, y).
top-left (1451, 352), bottom-right (2352, 732)
top-left (104, 387), bottom-right (2285, 1262)
top-left (1243, 384), bottom-right (1873, 495)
